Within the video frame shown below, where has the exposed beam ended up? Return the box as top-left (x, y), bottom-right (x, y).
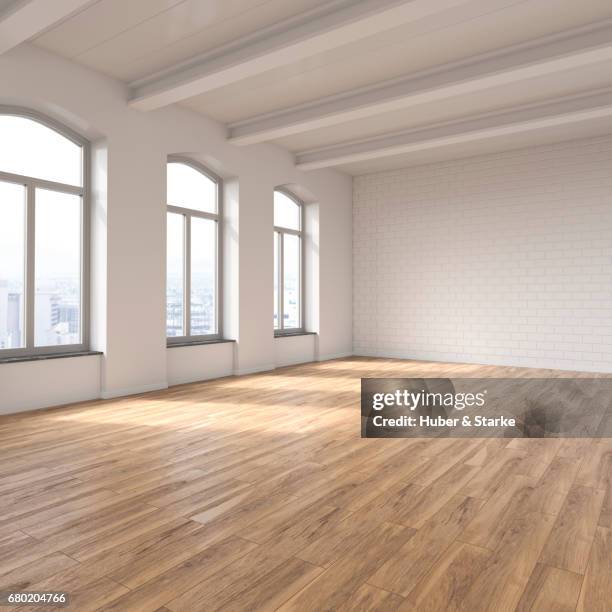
top-left (294, 89), bottom-right (612, 170)
top-left (229, 21), bottom-right (612, 146)
top-left (0, 0), bottom-right (95, 55)
top-left (128, 0), bottom-right (492, 111)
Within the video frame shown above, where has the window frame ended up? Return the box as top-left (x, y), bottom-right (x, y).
top-left (166, 156), bottom-right (223, 345)
top-left (0, 106), bottom-right (90, 358)
top-left (274, 188), bottom-right (305, 336)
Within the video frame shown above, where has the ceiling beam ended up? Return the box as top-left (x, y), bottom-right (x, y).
top-left (128, 0), bottom-right (492, 111)
top-left (0, 0), bottom-right (95, 55)
top-left (229, 21), bottom-right (612, 146)
top-left (294, 89), bottom-right (612, 170)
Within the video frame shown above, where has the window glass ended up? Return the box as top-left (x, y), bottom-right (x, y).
top-left (283, 233), bottom-right (300, 329)
top-left (191, 217), bottom-right (216, 335)
top-left (34, 189), bottom-right (82, 346)
top-left (274, 191), bottom-right (300, 230)
top-left (166, 212), bottom-right (184, 337)
top-left (0, 115), bottom-right (82, 186)
top-left (167, 162), bottom-right (216, 213)
top-left (0, 181), bottom-right (26, 349)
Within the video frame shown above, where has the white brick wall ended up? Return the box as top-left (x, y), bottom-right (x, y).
top-left (353, 135), bottom-right (612, 373)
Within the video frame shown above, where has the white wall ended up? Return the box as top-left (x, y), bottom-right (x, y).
top-left (0, 44), bottom-right (353, 414)
top-left (167, 343), bottom-right (235, 386)
top-left (275, 334), bottom-right (317, 367)
top-left (354, 135), bottom-right (612, 373)
top-left (0, 355), bottom-right (100, 413)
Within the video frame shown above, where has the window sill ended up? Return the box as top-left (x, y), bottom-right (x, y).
top-left (167, 339), bottom-right (236, 348)
top-left (0, 350), bottom-right (103, 365)
top-left (274, 331), bottom-right (317, 338)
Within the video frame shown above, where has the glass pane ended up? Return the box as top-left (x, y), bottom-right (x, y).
top-left (167, 212), bottom-right (184, 337)
top-left (0, 181), bottom-right (26, 349)
top-left (274, 191), bottom-right (300, 230)
top-left (273, 232), bottom-right (279, 329)
top-left (35, 189), bottom-right (81, 347)
top-left (167, 162), bottom-right (216, 213)
top-left (191, 217), bottom-right (216, 335)
top-left (0, 115), bottom-right (82, 186)
top-left (283, 233), bottom-right (300, 329)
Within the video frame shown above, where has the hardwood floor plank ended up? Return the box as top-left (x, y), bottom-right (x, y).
top-left (99, 536), bottom-right (257, 612)
top-left (459, 511), bottom-right (556, 611)
top-left (575, 440), bottom-right (612, 489)
top-left (77, 519), bottom-right (203, 580)
top-left (155, 478), bottom-right (254, 517)
top-left (599, 486), bottom-right (612, 528)
top-left (62, 510), bottom-right (195, 561)
top-left (239, 499), bottom-right (351, 557)
top-left (12, 490), bottom-right (119, 533)
top-left (509, 438), bottom-right (563, 481)
top-left (389, 461), bottom-right (481, 529)
top-left (339, 583), bottom-right (404, 611)
top-left (400, 541), bottom-right (491, 611)
top-left (368, 495), bottom-right (483, 596)
top-left (463, 438), bottom-right (509, 467)
top-left (351, 481), bottom-right (424, 524)
top-left (460, 475), bottom-right (540, 550)
top-left (164, 544), bottom-right (293, 611)
top-left (539, 485), bottom-right (605, 574)
top-left (409, 440), bottom-right (483, 488)
top-left (52, 576), bottom-right (128, 612)
top-left (0, 529), bottom-right (34, 554)
top-left (460, 449), bottom-right (526, 499)
top-left (188, 488), bottom-right (298, 542)
top-left (213, 557), bottom-right (324, 612)
top-left (106, 525), bottom-right (226, 590)
top-left (279, 522), bottom-right (414, 611)
top-left (0, 552), bottom-right (78, 592)
top-left (14, 562), bottom-right (125, 608)
top-left (576, 526), bottom-right (612, 612)
top-left (0, 536), bottom-right (60, 577)
top-left (26, 501), bottom-right (161, 551)
top-left (295, 514), bottom-right (384, 568)
top-left (515, 563), bottom-right (583, 612)
top-left (534, 455), bottom-right (582, 516)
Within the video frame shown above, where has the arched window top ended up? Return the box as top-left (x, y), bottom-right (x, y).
top-left (274, 189), bottom-right (301, 231)
top-left (167, 160), bottom-right (217, 214)
top-left (0, 113), bottom-right (83, 187)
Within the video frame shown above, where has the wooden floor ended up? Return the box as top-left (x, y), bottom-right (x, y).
top-left (1, 357), bottom-right (611, 612)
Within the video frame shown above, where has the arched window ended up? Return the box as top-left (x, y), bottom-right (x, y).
top-left (0, 109), bottom-right (88, 356)
top-left (274, 189), bottom-right (303, 334)
top-left (166, 158), bottom-right (221, 341)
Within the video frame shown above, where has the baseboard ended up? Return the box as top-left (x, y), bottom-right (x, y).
top-left (234, 363), bottom-right (276, 376)
top-left (168, 370), bottom-right (233, 386)
top-left (318, 351), bottom-right (353, 361)
top-left (275, 357), bottom-right (313, 367)
top-left (0, 390), bottom-right (100, 416)
top-left (100, 382), bottom-right (168, 400)
top-left (352, 350), bottom-right (612, 374)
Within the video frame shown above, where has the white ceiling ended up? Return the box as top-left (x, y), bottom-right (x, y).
top-left (34, 0), bottom-right (329, 79)
top-left (24, 0), bottom-right (612, 174)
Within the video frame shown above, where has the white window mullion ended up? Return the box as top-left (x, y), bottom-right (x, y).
top-left (214, 219), bottom-right (220, 336)
top-left (25, 183), bottom-right (35, 350)
top-left (184, 214), bottom-right (191, 337)
top-left (279, 230), bottom-right (285, 330)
